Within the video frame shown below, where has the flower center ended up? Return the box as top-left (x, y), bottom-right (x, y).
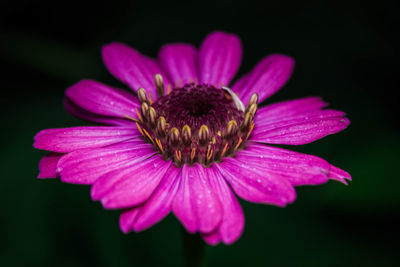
top-left (134, 74), bottom-right (258, 167)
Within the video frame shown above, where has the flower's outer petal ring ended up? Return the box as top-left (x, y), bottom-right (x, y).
top-left (216, 157), bottom-right (296, 207)
top-left (57, 140), bottom-right (155, 185)
top-left (132, 166), bottom-right (182, 232)
top-left (158, 43), bottom-right (198, 87)
top-left (198, 31), bottom-right (242, 87)
top-left (202, 165), bottom-right (244, 245)
top-left (34, 126), bottom-right (140, 153)
top-left (232, 54), bottom-right (294, 104)
top-left (102, 42), bottom-right (171, 100)
top-left (172, 164), bottom-right (222, 234)
top-left (251, 108), bottom-right (350, 145)
top-left (65, 79), bottom-right (140, 119)
top-left (92, 155), bottom-right (171, 209)
top-left (64, 98), bottom-right (132, 126)
top-left (38, 152), bottom-right (63, 178)
top-left (238, 143), bottom-right (351, 186)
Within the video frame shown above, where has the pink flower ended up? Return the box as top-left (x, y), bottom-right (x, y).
top-left (34, 31), bottom-right (351, 245)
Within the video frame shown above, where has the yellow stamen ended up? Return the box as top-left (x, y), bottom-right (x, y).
top-left (135, 122), bottom-right (144, 136)
top-left (166, 84), bottom-right (172, 95)
top-left (147, 91), bottom-right (154, 105)
top-left (221, 143), bottom-right (229, 157)
top-left (206, 146), bottom-right (213, 161)
top-left (155, 138), bottom-right (164, 153)
top-left (142, 128), bottom-right (155, 144)
top-left (234, 137), bottom-right (243, 150)
top-left (175, 150), bottom-right (182, 162)
top-left (217, 130), bottom-right (222, 136)
top-left (123, 114), bottom-right (139, 122)
top-left (246, 122), bottom-right (255, 140)
top-left (190, 148), bottom-right (196, 161)
top-left (135, 108), bottom-right (143, 122)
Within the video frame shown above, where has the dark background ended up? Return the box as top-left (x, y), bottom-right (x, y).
top-left (1, 0), bottom-right (399, 266)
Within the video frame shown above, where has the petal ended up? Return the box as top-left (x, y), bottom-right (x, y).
top-left (215, 157), bottom-right (296, 207)
top-left (198, 31), bottom-right (242, 86)
top-left (251, 109), bottom-right (350, 145)
top-left (34, 126), bottom-right (140, 153)
top-left (102, 42), bottom-right (171, 100)
top-left (172, 164), bottom-right (222, 234)
top-left (120, 208), bottom-right (141, 234)
top-left (38, 152), bottom-right (63, 178)
top-left (133, 166), bottom-right (182, 231)
top-left (57, 140), bottom-right (155, 185)
top-left (65, 79), bottom-right (140, 119)
top-left (232, 54), bottom-right (294, 104)
top-left (158, 44), bottom-right (198, 86)
top-left (255, 97), bottom-right (328, 121)
top-left (201, 165), bottom-right (244, 245)
top-left (64, 98), bottom-right (132, 126)
top-left (93, 155), bottom-right (172, 209)
top-left (239, 143), bottom-right (351, 186)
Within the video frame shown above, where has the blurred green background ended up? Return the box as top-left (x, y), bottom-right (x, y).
top-left (1, 0), bottom-right (399, 266)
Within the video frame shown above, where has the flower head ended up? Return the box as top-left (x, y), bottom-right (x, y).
top-left (34, 31), bottom-right (351, 245)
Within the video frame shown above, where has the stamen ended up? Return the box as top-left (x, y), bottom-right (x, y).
top-left (140, 102), bottom-right (149, 121)
top-left (132, 82), bottom-right (256, 166)
top-left (245, 122), bottom-right (255, 140)
top-left (154, 74), bottom-right (165, 97)
top-left (148, 107), bottom-right (157, 128)
top-left (247, 93), bottom-right (258, 107)
top-left (182, 125), bottom-right (192, 146)
top-left (225, 119), bottom-right (238, 138)
top-left (156, 116), bottom-right (166, 137)
top-left (234, 137), bottom-right (243, 150)
top-left (135, 122), bottom-right (144, 136)
top-left (147, 92), bottom-right (154, 105)
top-left (206, 146), bottom-right (213, 162)
top-left (170, 127), bottom-right (180, 147)
top-left (175, 150), bottom-right (182, 162)
top-left (135, 108), bottom-right (143, 122)
top-left (123, 114), bottom-right (139, 122)
top-left (221, 143), bottom-right (229, 157)
top-left (143, 128), bottom-right (155, 145)
top-left (198, 125), bottom-right (209, 147)
top-left (191, 147), bottom-right (196, 161)
top-left (155, 138), bottom-right (164, 153)
top-left (137, 88), bottom-right (148, 103)
top-left (248, 103), bottom-right (258, 117)
top-left (241, 112), bottom-right (253, 131)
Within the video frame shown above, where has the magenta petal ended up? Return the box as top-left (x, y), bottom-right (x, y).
top-left (133, 166), bottom-right (182, 231)
top-left (255, 97), bottom-right (328, 121)
top-left (38, 152), bottom-right (63, 178)
top-left (233, 54), bottom-right (294, 104)
top-left (102, 42), bottom-right (171, 100)
top-left (93, 155), bottom-right (171, 209)
top-left (65, 79), bottom-right (140, 119)
top-left (34, 126), bottom-right (139, 153)
top-left (64, 98), bottom-right (132, 126)
top-left (198, 31), bottom-right (242, 86)
top-left (158, 43), bottom-right (198, 86)
top-left (201, 165), bottom-right (244, 245)
top-left (172, 164), bottom-right (222, 234)
top-left (215, 157), bottom-right (296, 207)
top-left (239, 143), bottom-right (351, 186)
top-left (251, 109), bottom-right (350, 145)
top-left (57, 140), bottom-right (155, 185)
top-left (120, 208), bottom-right (141, 234)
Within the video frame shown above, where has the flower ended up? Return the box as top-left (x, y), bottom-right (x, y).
top-left (34, 31), bottom-right (351, 245)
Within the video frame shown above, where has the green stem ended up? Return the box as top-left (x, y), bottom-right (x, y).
top-left (182, 229), bottom-right (206, 267)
